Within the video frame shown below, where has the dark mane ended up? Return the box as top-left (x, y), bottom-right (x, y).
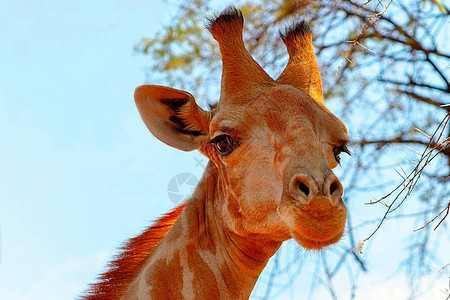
top-left (82, 202), bottom-right (186, 299)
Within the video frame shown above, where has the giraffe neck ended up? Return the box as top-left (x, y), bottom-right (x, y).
top-left (123, 162), bottom-right (282, 299)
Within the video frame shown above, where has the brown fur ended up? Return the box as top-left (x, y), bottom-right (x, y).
top-left (277, 21), bottom-right (324, 103)
top-left (144, 253), bottom-right (184, 299)
top-left (207, 7), bottom-right (274, 104)
top-left (83, 203), bottom-right (186, 300)
top-left (185, 244), bottom-right (221, 299)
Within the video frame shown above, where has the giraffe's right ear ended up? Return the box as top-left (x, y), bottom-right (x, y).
top-left (134, 85), bottom-right (211, 151)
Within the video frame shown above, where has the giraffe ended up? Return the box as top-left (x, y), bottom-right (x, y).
top-left (85, 6), bottom-right (350, 300)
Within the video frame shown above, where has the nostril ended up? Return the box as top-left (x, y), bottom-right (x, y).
top-left (329, 181), bottom-right (339, 196)
top-left (298, 182), bottom-right (310, 197)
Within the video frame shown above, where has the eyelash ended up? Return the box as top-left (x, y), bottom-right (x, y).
top-left (333, 145), bottom-right (351, 164)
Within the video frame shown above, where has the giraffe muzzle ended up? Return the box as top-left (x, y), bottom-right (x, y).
top-left (278, 172), bottom-right (347, 250)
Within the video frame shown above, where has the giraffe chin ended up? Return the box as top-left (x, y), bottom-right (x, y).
top-left (291, 229), bottom-right (345, 250)
top-left (280, 197), bottom-right (347, 250)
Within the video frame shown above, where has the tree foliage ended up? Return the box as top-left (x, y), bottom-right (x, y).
top-left (136, 0), bottom-right (449, 298)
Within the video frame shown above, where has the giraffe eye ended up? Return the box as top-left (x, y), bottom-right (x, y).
top-left (210, 134), bottom-right (235, 155)
top-left (333, 145), bottom-right (351, 164)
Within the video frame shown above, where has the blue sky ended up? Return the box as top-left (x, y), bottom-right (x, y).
top-left (0, 0), bottom-right (206, 298)
top-left (0, 1), bottom-right (448, 299)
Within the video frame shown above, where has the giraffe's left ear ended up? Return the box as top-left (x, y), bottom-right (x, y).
top-left (135, 85), bottom-right (211, 151)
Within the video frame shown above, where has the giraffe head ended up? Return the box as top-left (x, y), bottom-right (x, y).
top-left (135, 8), bottom-right (349, 250)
